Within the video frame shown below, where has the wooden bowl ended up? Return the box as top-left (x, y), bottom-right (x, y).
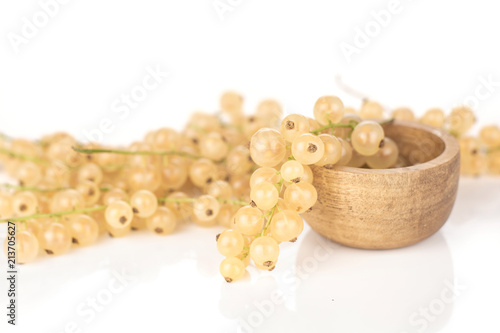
top-left (302, 120), bottom-right (460, 249)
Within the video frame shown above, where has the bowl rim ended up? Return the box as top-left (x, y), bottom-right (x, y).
top-left (326, 120), bottom-right (460, 175)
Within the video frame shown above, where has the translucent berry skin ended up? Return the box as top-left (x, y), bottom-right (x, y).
top-left (234, 205), bottom-right (264, 236)
top-left (488, 151), bottom-right (500, 174)
top-left (447, 106), bottom-right (476, 136)
top-left (480, 125), bottom-right (500, 148)
top-left (77, 162), bottom-right (103, 184)
top-left (420, 108), bottom-right (445, 128)
top-left (0, 192), bottom-right (13, 219)
top-left (250, 181), bottom-right (279, 211)
top-left (44, 161), bottom-right (70, 188)
top-left (76, 180), bottom-right (101, 206)
top-left (216, 204), bottom-right (235, 228)
top-left (250, 167), bottom-right (280, 188)
top-left (207, 180), bottom-right (233, 201)
top-left (280, 160), bottom-right (304, 183)
top-left (315, 134), bottom-right (342, 167)
top-left (366, 137), bottom-right (399, 169)
top-left (192, 195), bottom-right (220, 225)
top-left (103, 188), bottom-right (129, 205)
top-left (226, 146), bottom-right (253, 176)
top-left (392, 107), bottom-right (415, 121)
top-left (283, 182), bottom-right (318, 214)
top-left (200, 132), bottom-right (229, 161)
top-left (220, 91), bottom-right (243, 114)
top-left (249, 236), bottom-right (280, 268)
top-left (164, 192), bottom-right (193, 221)
top-left (189, 158), bottom-right (218, 188)
top-left (152, 128), bottom-right (180, 151)
top-left (256, 99), bottom-right (282, 127)
top-left (217, 229), bottom-right (244, 257)
top-left (146, 207), bottom-right (177, 235)
top-left (219, 257), bottom-right (246, 283)
top-left (351, 121), bottom-right (385, 156)
top-left (313, 96), bottom-right (344, 126)
top-left (280, 114), bottom-right (310, 143)
top-left (3, 230), bottom-right (39, 263)
top-left (130, 190), bottom-right (158, 218)
top-left (12, 191), bottom-right (39, 217)
top-left (291, 133), bottom-right (325, 165)
top-left (250, 128), bottom-right (287, 168)
top-left (360, 101), bottom-right (384, 119)
top-left (50, 189), bottom-right (83, 213)
top-left (15, 161), bottom-right (42, 187)
top-left (270, 210), bottom-right (304, 242)
top-left (459, 137), bottom-right (480, 156)
top-left (301, 165), bottom-right (314, 184)
top-left (161, 158), bottom-right (188, 190)
top-left (67, 214), bottom-right (99, 247)
top-left (333, 138), bottom-right (353, 167)
top-left (347, 149), bottom-right (367, 168)
top-left (105, 200), bottom-right (133, 229)
top-left (127, 165), bottom-right (161, 192)
top-left (106, 224), bottom-right (132, 238)
top-left (39, 222), bottom-right (72, 256)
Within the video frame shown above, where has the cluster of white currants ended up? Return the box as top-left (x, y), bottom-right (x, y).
top-left (0, 92), bottom-right (281, 265)
top-left (0, 91), bottom-right (498, 283)
top-left (391, 104), bottom-right (500, 175)
top-left (217, 95), bottom-right (399, 282)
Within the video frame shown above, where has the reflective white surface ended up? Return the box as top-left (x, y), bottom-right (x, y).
top-left (1, 177), bottom-right (499, 333)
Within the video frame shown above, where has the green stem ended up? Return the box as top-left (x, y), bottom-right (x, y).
top-left (310, 123), bottom-right (355, 135)
top-left (260, 205), bottom-right (277, 237)
top-left (0, 183), bottom-right (111, 193)
top-left (0, 205), bottom-right (106, 223)
top-left (0, 147), bottom-right (47, 164)
top-left (239, 249), bottom-right (250, 260)
top-left (72, 147), bottom-right (201, 160)
top-left (159, 197), bottom-right (247, 206)
top-left (219, 199), bottom-right (249, 206)
top-left (159, 197), bottom-right (196, 204)
top-left (310, 118), bottom-right (394, 135)
top-left (257, 179), bottom-right (284, 237)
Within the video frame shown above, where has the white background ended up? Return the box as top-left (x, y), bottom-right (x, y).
top-left (1, 0), bottom-right (500, 332)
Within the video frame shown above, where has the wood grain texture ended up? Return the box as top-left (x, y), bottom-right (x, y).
top-left (303, 120), bottom-right (460, 249)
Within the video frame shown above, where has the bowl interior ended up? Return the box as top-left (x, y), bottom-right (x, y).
top-left (383, 122), bottom-right (446, 166)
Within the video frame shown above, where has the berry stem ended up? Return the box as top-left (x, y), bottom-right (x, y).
top-left (310, 118), bottom-right (395, 135)
top-left (72, 147), bottom-right (201, 160)
top-left (240, 249), bottom-right (250, 260)
top-left (0, 205), bottom-right (107, 223)
top-left (159, 196), bottom-right (248, 206)
top-left (0, 147), bottom-right (48, 164)
top-left (159, 197), bottom-right (196, 203)
top-left (310, 123), bottom-right (355, 135)
top-left (257, 178), bottom-right (284, 237)
top-left (219, 199), bottom-right (249, 206)
top-left (0, 183), bottom-right (111, 193)
top-left (188, 124), bottom-right (209, 134)
top-left (260, 205), bottom-right (277, 237)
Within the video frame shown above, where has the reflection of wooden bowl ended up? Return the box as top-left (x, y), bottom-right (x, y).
top-left (303, 120), bottom-right (460, 249)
